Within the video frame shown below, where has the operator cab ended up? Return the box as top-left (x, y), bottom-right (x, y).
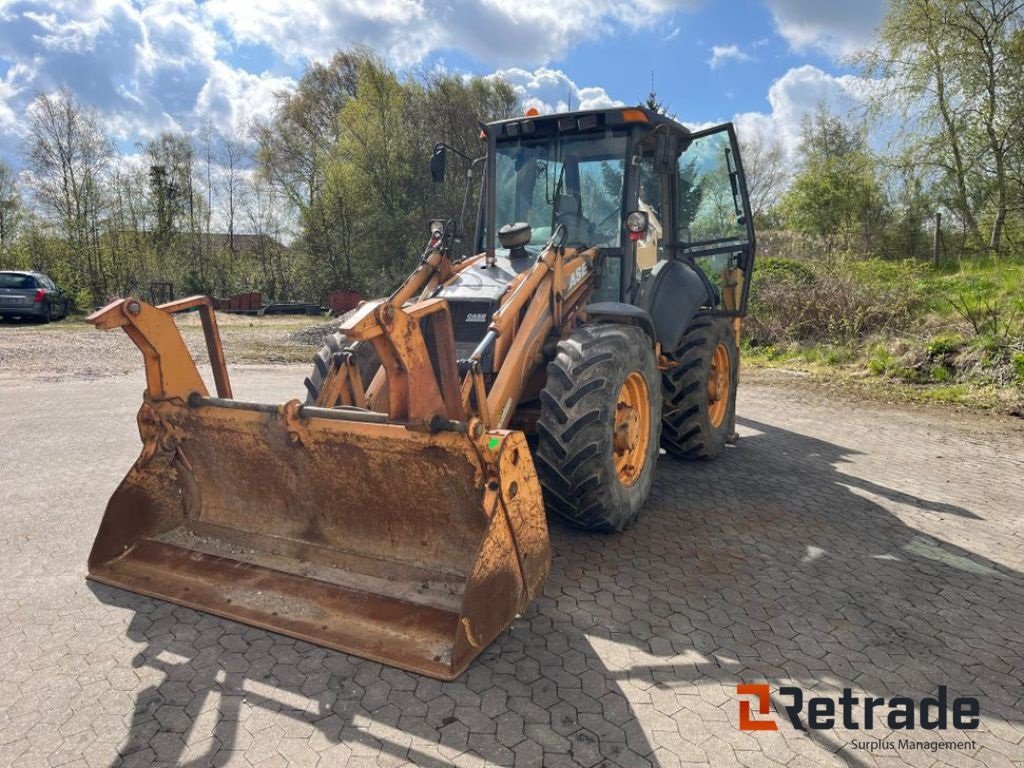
top-left (480, 107), bottom-right (754, 315)
top-left (435, 106), bottom-right (755, 366)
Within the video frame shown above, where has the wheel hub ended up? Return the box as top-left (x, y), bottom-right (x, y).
top-left (613, 372), bottom-right (651, 487)
top-left (707, 343), bottom-right (731, 428)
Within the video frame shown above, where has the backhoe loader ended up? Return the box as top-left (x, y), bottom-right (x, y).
top-left (86, 107), bottom-right (756, 680)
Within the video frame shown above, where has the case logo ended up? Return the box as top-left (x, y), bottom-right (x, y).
top-left (566, 263), bottom-right (589, 293)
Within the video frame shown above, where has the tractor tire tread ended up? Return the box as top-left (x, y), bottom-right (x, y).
top-left (536, 324), bottom-right (661, 533)
top-left (660, 316), bottom-right (738, 460)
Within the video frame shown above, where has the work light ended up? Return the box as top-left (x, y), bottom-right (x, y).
top-left (625, 210), bottom-right (649, 240)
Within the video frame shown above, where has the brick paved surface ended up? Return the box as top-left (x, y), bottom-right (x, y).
top-left (1, 368), bottom-right (1022, 767)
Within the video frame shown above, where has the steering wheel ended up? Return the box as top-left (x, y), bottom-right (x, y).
top-left (594, 208), bottom-right (619, 231)
top-left (589, 208), bottom-right (622, 244)
top-left (555, 211), bottom-right (587, 245)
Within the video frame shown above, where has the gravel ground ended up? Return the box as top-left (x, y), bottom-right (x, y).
top-left (287, 309), bottom-right (358, 346)
top-left (0, 313), bottom-right (328, 382)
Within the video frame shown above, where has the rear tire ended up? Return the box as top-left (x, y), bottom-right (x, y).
top-left (536, 324), bottom-right (661, 532)
top-left (661, 315), bottom-right (738, 459)
top-left (303, 332), bottom-right (380, 406)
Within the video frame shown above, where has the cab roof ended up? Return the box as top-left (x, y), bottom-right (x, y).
top-left (486, 106), bottom-right (690, 141)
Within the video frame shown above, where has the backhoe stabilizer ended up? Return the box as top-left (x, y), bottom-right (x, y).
top-left (86, 297), bottom-right (550, 680)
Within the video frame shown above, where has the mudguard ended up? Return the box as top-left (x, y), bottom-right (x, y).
top-left (636, 260), bottom-right (714, 353)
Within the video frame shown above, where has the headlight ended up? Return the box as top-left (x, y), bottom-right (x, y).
top-left (625, 211), bottom-right (648, 240)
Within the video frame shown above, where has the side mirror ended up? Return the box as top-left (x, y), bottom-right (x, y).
top-left (430, 145), bottom-right (447, 184)
top-left (654, 132), bottom-right (675, 173)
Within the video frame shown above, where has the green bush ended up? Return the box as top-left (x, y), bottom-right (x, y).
top-left (1012, 352), bottom-right (1024, 382)
top-left (926, 333), bottom-right (964, 357)
top-left (753, 256), bottom-right (817, 286)
top-left (867, 344), bottom-right (896, 376)
top-left (746, 257), bottom-right (921, 346)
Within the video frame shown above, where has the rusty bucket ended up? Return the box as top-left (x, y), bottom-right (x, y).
top-left (86, 297), bottom-right (549, 680)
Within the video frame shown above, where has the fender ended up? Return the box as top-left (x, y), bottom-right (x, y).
top-left (582, 302), bottom-right (656, 343)
top-left (636, 260), bottom-right (714, 354)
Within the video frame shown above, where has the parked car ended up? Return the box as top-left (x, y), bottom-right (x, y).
top-left (0, 271), bottom-right (70, 323)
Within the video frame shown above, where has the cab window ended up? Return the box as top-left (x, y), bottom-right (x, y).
top-left (677, 131), bottom-right (747, 246)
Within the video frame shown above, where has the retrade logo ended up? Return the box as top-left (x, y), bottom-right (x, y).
top-left (737, 684), bottom-right (777, 731)
top-left (735, 685), bottom-right (980, 732)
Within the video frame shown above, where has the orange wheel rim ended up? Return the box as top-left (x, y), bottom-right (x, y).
top-left (613, 371), bottom-right (651, 487)
top-left (707, 343), bottom-right (731, 428)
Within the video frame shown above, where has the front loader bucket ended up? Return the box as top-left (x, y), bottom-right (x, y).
top-left (86, 298), bottom-right (550, 680)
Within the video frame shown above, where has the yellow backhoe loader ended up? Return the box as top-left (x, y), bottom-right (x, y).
top-left (86, 107), bottom-right (756, 680)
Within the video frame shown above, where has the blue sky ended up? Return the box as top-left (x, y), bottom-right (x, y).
top-left (0, 0), bottom-right (888, 164)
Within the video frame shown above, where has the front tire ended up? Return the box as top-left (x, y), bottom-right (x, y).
top-left (536, 324), bottom-right (662, 532)
top-left (661, 315), bottom-right (738, 459)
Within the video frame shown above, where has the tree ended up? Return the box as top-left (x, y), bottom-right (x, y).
top-left (862, 0), bottom-right (1024, 254)
top-left (243, 174), bottom-right (293, 299)
top-left (221, 138), bottom-right (244, 253)
top-left (145, 132), bottom-right (210, 291)
top-left (253, 50), bottom-right (367, 293)
top-left (737, 131), bottom-right (787, 223)
top-left (0, 160), bottom-right (21, 256)
top-left (779, 107), bottom-right (887, 257)
top-left (644, 90), bottom-right (668, 115)
top-left (24, 88), bottom-right (114, 302)
top-left (98, 163), bottom-right (144, 297)
top-left (252, 50), bottom-right (361, 212)
top-left (291, 53), bottom-right (520, 297)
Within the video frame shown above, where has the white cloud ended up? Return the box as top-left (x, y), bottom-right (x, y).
top-left (195, 62), bottom-right (294, 138)
top-left (0, 0), bottom-right (293, 159)
top-left (707, 44), bottom-right (752, 69)
top-left (733, 65), bottom-right (874, 158)
top-left (0, 0), bottom-right (698, 167)
top-left (761, 0), bottom-right (886, 57)
top-left (203, 0), bottom-right (699, 67)
top-left (492, 67), bottom-right (624, 114)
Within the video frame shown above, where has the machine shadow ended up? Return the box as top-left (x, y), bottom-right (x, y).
top-left (571, 415), bottom-right (1024, 750)
top-left (93, 415), bottom-right (1024, 767)
top-left (92, 576), bottom-right (657, 767)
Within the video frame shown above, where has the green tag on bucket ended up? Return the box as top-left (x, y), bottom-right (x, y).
top-left (488, 437), bottom-right (501, 450)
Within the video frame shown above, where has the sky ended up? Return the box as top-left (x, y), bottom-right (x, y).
top-left (0, 0), bottom-right (889, 167)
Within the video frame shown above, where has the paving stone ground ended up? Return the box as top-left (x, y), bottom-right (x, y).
top-left (1, 367), bottom-right (1022, 768)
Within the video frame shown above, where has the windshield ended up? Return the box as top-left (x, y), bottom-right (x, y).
top-left (492, 130), bottom-right (629, 250)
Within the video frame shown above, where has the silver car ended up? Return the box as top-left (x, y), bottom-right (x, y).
top-left (0, 271), bottom-right (70, 322)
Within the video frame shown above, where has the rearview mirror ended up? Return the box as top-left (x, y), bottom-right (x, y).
top-left (430, 145), bottom-right (447, 184)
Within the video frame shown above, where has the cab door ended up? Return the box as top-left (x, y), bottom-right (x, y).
top-left (670, 123), bottom-right (756, 318)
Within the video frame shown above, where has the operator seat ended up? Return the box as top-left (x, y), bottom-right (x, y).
top-left (554, 193), bottom-right (592, 246)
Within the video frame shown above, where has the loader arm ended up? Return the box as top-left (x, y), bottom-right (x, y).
top-left (335, 232), bottom-right (597, 433)
top-left (480, 244), bottom-right (598, 429)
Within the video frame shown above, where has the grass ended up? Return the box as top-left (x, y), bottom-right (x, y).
top-left (743, 255), bottom-right (1024, 415)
